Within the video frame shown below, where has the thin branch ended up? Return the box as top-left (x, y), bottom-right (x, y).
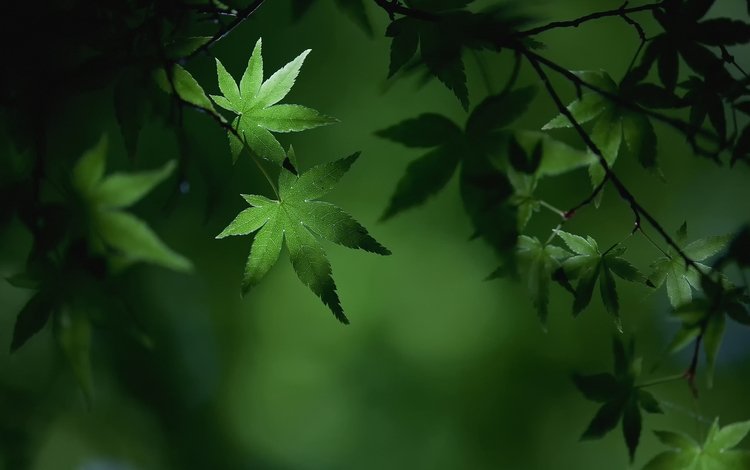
top-left (523, 49), bottom-right (706, 277)
top-left (372, 0), bottom-right (438, 21)
top-left (522, 49), bottom-right (723, 159)
top-left (515, 1), bottom-right (664, 38)
top-left (183, 0), bottom-right (267, 61)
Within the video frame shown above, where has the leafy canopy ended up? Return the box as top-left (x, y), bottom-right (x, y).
top-left (216, 151), bottom-right (389, 323)
top-left (211, 38), bottom-right (338, 165)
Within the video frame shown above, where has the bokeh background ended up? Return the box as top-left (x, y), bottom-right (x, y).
top-left (1, 0), bottom-right (749, 468)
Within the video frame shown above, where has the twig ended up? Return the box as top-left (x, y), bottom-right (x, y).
top-left (183, 0), bottom-right (268, 61)
top-left (515, 1), bottom-right (664, 38)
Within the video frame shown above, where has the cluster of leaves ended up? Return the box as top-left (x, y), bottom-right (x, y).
top-left (386, 0), bottom-right (534, 108)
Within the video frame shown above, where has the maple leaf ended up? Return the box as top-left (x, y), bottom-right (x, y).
top-left (644, 419), bottom-right (750, 470)
top-left (216, 151), bottom-right (390, 323)
top-left (211, 38), bottom-right (338, 165)
top-left (514, 235), bottom-right (570, 324)
top-left (648, 222), bottom-right (730, 308)
top-left (574, 337), bottom-right (663, 462)
top-left (556, 230), bottom-right (649, 330)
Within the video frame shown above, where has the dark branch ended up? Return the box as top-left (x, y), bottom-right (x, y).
top-left (515, 1), bottom-right (664, 38)
top-left (183, 0), bottom-right (267, 61)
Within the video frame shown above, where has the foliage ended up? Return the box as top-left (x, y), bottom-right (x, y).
top-left (2, 0), bottom-right (750, 467)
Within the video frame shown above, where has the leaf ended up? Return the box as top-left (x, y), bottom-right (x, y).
top-left (621, 111), bottom-right (658, 170)
top-left (387, 18), bottom-right (419, 77)
top-left (466, 87), bottom-right (537, 137)
top-left (703, 312), bottom-right (726, 387)
top-left (155, 64), bottom-right (216, 114)
top-left (600, 260), bottom-right (621, 326)
top-left (623, 396), bottom-right (642, 461)
top-left (11, 292), bottom-right (55, 352)
top-left (556, 230), bottom-right (598, 256)
top-left (55, 307), bottom-right (94, 405)
top-left (97, 211), bottom-right (192, 272)
top-left (72, 135), bottom-right (107, 196)
top-left (646, 420), bottom-right (750, 470)
top-left (516, 236), bottom-right (569, 324)
top-left (648, 228), bottom-right (729, 307)
top-left (574, 263), bottom-right (600, 316)
top-left (581, 398), bottom-right (626, 440)
top-left (217, 152), bottom-right (389, 322)
top-left (95, 161), bottom-right (176, 209)
top-left (572, 373), bottom-right (620, 402)
top-left (542, 92), bottom-right (608, 130)
top-left (376, 114), bottom-right (462, 148)
top-left (211, 40), bottom-right (336, 164)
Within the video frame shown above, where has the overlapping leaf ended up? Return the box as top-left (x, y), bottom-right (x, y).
top-left (377, 87), bottom-right (591, 250)
top-left (543, 71), bottom-right (661, 202)
top-left (513, 236), bottom-right (569, 324)
top-left (644, 419), bottom-right (750, 470)
top-left (648, 222), bottom-right (729, 308)
top-left (72, 135), bottom-right (192, 272)
top-left (216, 152), bottom-right (389, 323)
top-left (211, 39), bottom-right (338, 164)
top-left (556, 230), bottom-right (649, 329)
top-left (386, 1), bottom-right (534, 108)
top-left (574, 337), bottom-right (663, 462)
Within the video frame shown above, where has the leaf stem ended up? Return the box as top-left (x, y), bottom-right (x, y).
top-left (637, 373), bottom-right (684, 388)
top-left (539, 200), bottom-right (566, 218)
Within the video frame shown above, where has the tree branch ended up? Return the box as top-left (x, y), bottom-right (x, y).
top-left (515, 1), bottom-right (664, 38)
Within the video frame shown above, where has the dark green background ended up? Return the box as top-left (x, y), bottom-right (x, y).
top-left (1, 0), bottom-right (749, 468)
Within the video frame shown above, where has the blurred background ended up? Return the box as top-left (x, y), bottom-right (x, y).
top-left (1, 0), bottom-right (749, 468)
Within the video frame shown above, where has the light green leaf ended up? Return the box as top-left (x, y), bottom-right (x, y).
top-left (212, 43), bottom-right (335, 165)
top-left (216, 58), bottom-right (241, 108)
top-left (95, 160), bottom-right (176, 209)
top-left (73, 135), bottom-right (108, 196)
top-left (515, 131), bottom-right (598, 176)
top-left (243, 215), bottom-right (283, 295)
top-left (556, 230), bottom-right (598, 256)
top-left (216, 206), bottom-right (273, 238)
top-left (666, 263), bottom-right (693, 307)
top-left (254, 49), bottom-right (311, 109)
top-left (240, 38), bottom-right (264, 101)
top-left (248, 104), bottom-right (338, 132)
top-left (684, 235), bottom-right (730, 261)
top-left (706, 420), bottom-right (750, 453)
top-left (155, 64), bottom-right (216, 114)
top-left (97, 211), bottom-right (192, 272)
top-left (218, 152), bottom-right (389, 322)
top-left (542, 92), bottom-right (609, 130)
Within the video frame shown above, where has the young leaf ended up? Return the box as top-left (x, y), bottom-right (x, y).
top-left (216, 152), bottom-right (390, 322)
top-left (515, 236), bottom-right (570, 324)
top-left (211, 39), bottom-right (338, 165)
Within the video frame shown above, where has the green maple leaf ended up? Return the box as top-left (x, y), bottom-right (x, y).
top-left (216, 151), bottom-right (390, 323)
top-left (514, 235), bottom-right (570, 324)
top-left (542, 71), bottom-right (659, 204)
top-left (644, 419), bottom-right (750, 470)
top-left (574, 337), bottom-right (663, 462)
top-left (73, 135), bottom-right (192, 272)
top-left (648, 222), bottom-right (730, 308)
top-left (211, 38), bottom-right (338, 165)
top-left (556, 230), bottom-right (648, 330)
